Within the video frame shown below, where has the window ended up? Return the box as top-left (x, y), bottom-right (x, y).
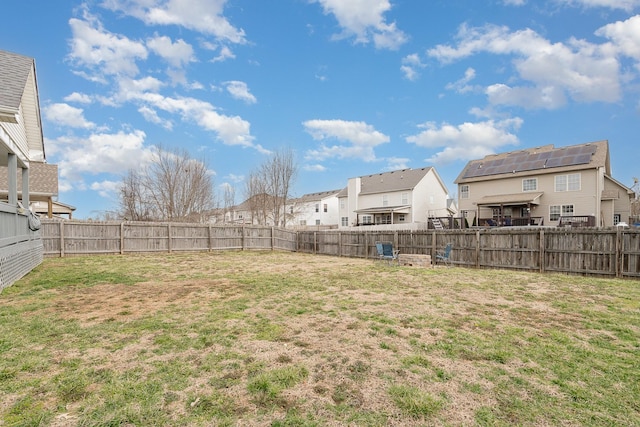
top-left (398, 214), bottom-right (406, 222)
top-left (340, 199), bottom-right (345, 210)
top-left (401, 192), bottom-right (408, 205)
top-left (522, 178), bottom-right (537, 192)
top-left (613, 214), bottom-right (621, 225)
top-left (550, 204), bottom-right (574, 221)
top-left (460, 185), bottom-right (469, 199)
top-left (362, 215), bottom-right (373, 225)
top-left (299, 220), bottom-right (306, 225)
top-left (289, 206), bottom-right (293, 214)
top-left (341, 217), bottom-right (349, 226)
top-left (568, 173), bottom-right (581, 191)
top-left (323, 203), bottom-right (327, 213)
top-left (315, 204), bottom-right (319, 212)
top-left (382, 195), bottom-right (388, 206)
top-left (316, 219), bottom-right (321, 225)
top-left (555, 173), bottom-right (581, 192)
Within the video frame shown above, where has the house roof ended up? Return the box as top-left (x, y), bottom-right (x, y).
top-left (477, 192), bottom-right (544, 206)
top-left (0, 161), bottom-right (58, 199)
top-left (359, 167), bottom-right (435, 195)
top-left (0, 50), bottom-right (45, 164)
top-left (455, 140), bottom-right (610, 184)
top-left (292, 189), bottom-right (342, 204)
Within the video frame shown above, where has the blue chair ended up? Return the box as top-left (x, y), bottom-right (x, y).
top-left (435, 243), bottom-right (452, 266)
top-left (375, 241), bottom-right (400, 265)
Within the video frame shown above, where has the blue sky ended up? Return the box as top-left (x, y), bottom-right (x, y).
top-left (2, 0), bottom-right (639, 219)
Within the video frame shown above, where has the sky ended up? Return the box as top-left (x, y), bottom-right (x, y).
top-left (2, 0), bottom-right (640, 219)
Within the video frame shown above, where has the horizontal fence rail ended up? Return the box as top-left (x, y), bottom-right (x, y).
top-left (40, 220), bottom-right (640, 279)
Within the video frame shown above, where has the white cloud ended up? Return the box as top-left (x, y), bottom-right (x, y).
top-left (90, 180), bottom-right (121, 198)
top-left (303, 164), bottom-right (327, 172)
top-left (211, 45), bottom-right (235, 62)
top-left (48, 130), bottom-right (154, 191)
top-left (401, 53), bottom-right (425, 81)
top-left (224, 81), bottom-right (257, 104)
top-left (64, 92), bottom-right (92, 104)
top-left (406, 118), bottom-right (523, 164)
top-left (303, 119), bottom-right (389, 162)
top-left (503, 0), bottom-right (526, 5)
top-left (556, 0), bottom-right (640, 12)
top-left (101, 0), bottom-right (246, 44)
top-left (384, 157), bottom-right (410, 171)
top-left (313, 0), bottom-right (408, 50)
top-left (146, 35), bottom-right (195, 67)
top-left (428, 23), bottom-right (621, 109)
top-left (43, 103), bottom-right (96, 129)
top-left (445, 67), bottom-right (477, 94)
top-left (68, 10), bottom-right (147, 78)
top-left (596, 15), bottom-right (640, 61)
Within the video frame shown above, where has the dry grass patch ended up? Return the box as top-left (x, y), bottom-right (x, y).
top-left (1, 251), bottom-right (638, 426)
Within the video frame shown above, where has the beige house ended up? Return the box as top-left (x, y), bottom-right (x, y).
top-left (338, 167), bottom-right (454, 228)
top-left (455, 140), bottom-right (634, 227)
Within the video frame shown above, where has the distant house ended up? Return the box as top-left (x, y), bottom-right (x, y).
top-left (0, 50), bottom-right (47, 289)
top-left (455, 140), bottom-right (634, 227)
top-left (287, 189), bottom-right (341, 227)
top-left (220, 193), bottom-right (278, 226)
top-left (338, 167), bottom-right (454, 228)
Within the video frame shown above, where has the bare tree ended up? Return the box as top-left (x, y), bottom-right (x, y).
top-left (244, 170), bottom-right (271, 225)
top-left (222, 183), bottom-right (236, 223)
top-left (119, 146), bottom-right (216, 222)
top-left (120, 168), bottom-right (153, 221)
top-left (261, 147), bottom-right (298, 226)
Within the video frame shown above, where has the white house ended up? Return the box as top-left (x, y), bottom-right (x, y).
top-left (338, 167), bottom-right (454, 228)
top-left (287, 189), bottom-right (341, 227)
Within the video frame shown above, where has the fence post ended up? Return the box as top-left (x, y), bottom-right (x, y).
top-left (475, 229), bottom-right (480, 269)
top-left (60, 221), bottom-right (65, 258)
top-left (120, 222), bottom-right (125, 255)
top-left (313, 231), bottom-right (317, 255)
top-left (168, 223), bottom-right (172, 253)
top-left (431, 231), bottom-right (436, 260)
top-left (539, 229), bottom-right (545, 274)
top-left (271, 227), bottom-right (275, 251)
top-left (242, 226), bottom-right (246, 251)
top-left (616, 227), bottom-right (622, 278)
top-left (338, 232), bottom-right (342, 257)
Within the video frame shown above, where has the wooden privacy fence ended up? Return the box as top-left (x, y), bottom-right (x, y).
top-left (40, 220), bottom-right (640, 279)
top-left (296, 228), bottom-right (640, 279)
top-left (41, 220), bottom-right (297, 256)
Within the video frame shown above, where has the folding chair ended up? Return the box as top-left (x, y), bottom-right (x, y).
top-left (435, 243), bottom-right (452, 266)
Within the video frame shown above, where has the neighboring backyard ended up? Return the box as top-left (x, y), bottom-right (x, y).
top-left (0, 251), bottom-right (638, 426)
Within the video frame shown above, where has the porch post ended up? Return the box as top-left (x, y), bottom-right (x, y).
top-left (21, 166), bottom-right (29, 207)
top-left (8, 153), bottom-right (17, 205)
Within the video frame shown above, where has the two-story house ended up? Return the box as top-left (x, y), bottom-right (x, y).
top-left (287, 189), bottom-right (341, 227)
top-left (338, 167), bottom-right (453, 228)
top-left (455, 140), bottom-right (634, 227)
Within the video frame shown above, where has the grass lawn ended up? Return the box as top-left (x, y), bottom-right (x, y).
top-left (1, 251), bottom-right (639, 426)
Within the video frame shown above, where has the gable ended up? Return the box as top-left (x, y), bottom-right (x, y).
top-left (0, 50), bottom-right (45, 164)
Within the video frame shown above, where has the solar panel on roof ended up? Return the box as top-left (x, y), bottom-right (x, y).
top-left (462, 144), bottom-right (597, 179)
